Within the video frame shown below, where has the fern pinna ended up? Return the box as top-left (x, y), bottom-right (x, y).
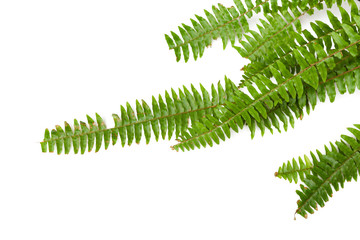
top-left (276, 125), bottom-right (360, 219)
top-left (41, 0), bottom-right (360, 219)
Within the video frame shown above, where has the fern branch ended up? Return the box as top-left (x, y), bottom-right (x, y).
top-left (41, 79), bottom-right (240, 154)
top-left (294, 125), bottom-right (360, 218)
top-left (165, 0), bottom-right (269, 62)
top-left (165, 0), bottom-right (344, 62)
top-left (165, 0), bottom-right (270, 61)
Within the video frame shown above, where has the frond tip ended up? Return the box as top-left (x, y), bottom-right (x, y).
top-left (275, 155), bottom-right (314, 184)
top-left (41, 114), bottom-right (109, 155)
top-left (165, 0), bottom-right (271, 62)
top-left (289, 124), bottom-right (360, 218)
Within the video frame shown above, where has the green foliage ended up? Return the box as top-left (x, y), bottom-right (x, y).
top-left (165, 0), bottom-right (348, 62)
top-left (41, 0), bottom-right (360, 219)
top-left (240, 2), bottom-right (360, 87)
top-left (275, 156), bottom-right (314, 184)
top-left (277, 125), bottom-right (360, 219)
top-left (235, 1), bottom-right (360, 62)
top-left (43, 51), bottom-right (360, 154)
top-left (173, 57), bottom-right (360, 151)
top-left (173, 9), bottom-right (360, 151)
top-left (41, 79), bottom-right (239, 154)
top-left (165, 0), bottom-right (270, 62)
top-left (43, 2), bottom-right (360, 156)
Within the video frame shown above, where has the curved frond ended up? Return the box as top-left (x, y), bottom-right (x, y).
top-left (294, 125), bottom-right (360, 218)
top-left (165, 0), bottom-right (270, 62)
top-left (275, 155), bottom-right (314, 184)
top-left (166, 0), bottom-right (352, 62)
top-left (40, 78), bottom-right (239, 154)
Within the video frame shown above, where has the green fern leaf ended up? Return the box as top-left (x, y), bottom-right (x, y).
top-left (166, 0), bottom-right (345, 62)
top-left (294, 125), bottom-right (360, 218)
top-left (41, 79), bottom-right (239, 154)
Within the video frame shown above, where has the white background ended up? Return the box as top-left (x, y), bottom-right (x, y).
top-left (1, 0), bottom-right (360, 239)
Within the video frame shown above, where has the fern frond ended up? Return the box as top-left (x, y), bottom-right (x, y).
top-left (293, 125), bottom-right (360, 219)
top-left (172, 22), bottom-right (360, 151)
top-left (41, 78), bottom-right (239, 154)
top-left (165, 0), bottom-right (269, 62)
top-left (166, 0), bottom-right (352, 62)
top-left (275, 155), bottom-right (314, 184)
top-left (165, 0), bottom-right (342, 62)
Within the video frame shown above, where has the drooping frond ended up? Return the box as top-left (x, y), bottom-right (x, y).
top-left (275, 155), bottom-right (314, 184)
top-left (293, 125), bottom-right (360, 219)
top-left (165, 0), bottom-right (345, 62)
top-left (172, 16), bottom-right (360, 151)
top-left (165, 0), bottom-right (270, 62)
top-left (40, 78), bottom-right (239, 154)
